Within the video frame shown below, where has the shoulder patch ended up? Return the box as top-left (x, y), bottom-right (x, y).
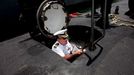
top-left (55, 43), bottom-right (59, 46)
top-left (53, 43), bottom-right (59, 48)
top-left (54, 46), bottom-right (57, 48)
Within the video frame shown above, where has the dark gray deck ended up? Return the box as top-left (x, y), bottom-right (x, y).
top-left (0, 0), bottom-right (134, 75)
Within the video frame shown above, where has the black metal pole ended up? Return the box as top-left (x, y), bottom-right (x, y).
top-left (90, 0), bottom-right (95, 50)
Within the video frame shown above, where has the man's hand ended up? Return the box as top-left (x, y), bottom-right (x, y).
top-left (64, 50), bottom-right (82, 60)
top-left (72, 50), bottom-right (83, 55)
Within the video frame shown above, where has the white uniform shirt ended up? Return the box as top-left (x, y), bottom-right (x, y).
top-left (52, 40), bottom-right (79, 57)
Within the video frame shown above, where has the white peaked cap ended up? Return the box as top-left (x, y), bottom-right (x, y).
top-left (54, 29), bottom-right (67, 36)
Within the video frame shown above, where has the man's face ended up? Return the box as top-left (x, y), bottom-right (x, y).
top-left (58, 37), bottom-right (68, 45)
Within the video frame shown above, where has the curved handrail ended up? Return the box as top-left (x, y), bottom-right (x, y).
top-left (90, 0), bottom-right (107, 49)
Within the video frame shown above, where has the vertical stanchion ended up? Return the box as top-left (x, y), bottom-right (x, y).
top-left (90, 0), bottom-right (95, 50)
top-left (103, 0), bottom-right (107, 34)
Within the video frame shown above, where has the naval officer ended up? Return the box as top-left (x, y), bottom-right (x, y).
top-left (52, 29), bottom-right (85, 61)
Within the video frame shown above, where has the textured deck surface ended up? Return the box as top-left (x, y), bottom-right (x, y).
top-left (0, 0), bottom-right (134, 75)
